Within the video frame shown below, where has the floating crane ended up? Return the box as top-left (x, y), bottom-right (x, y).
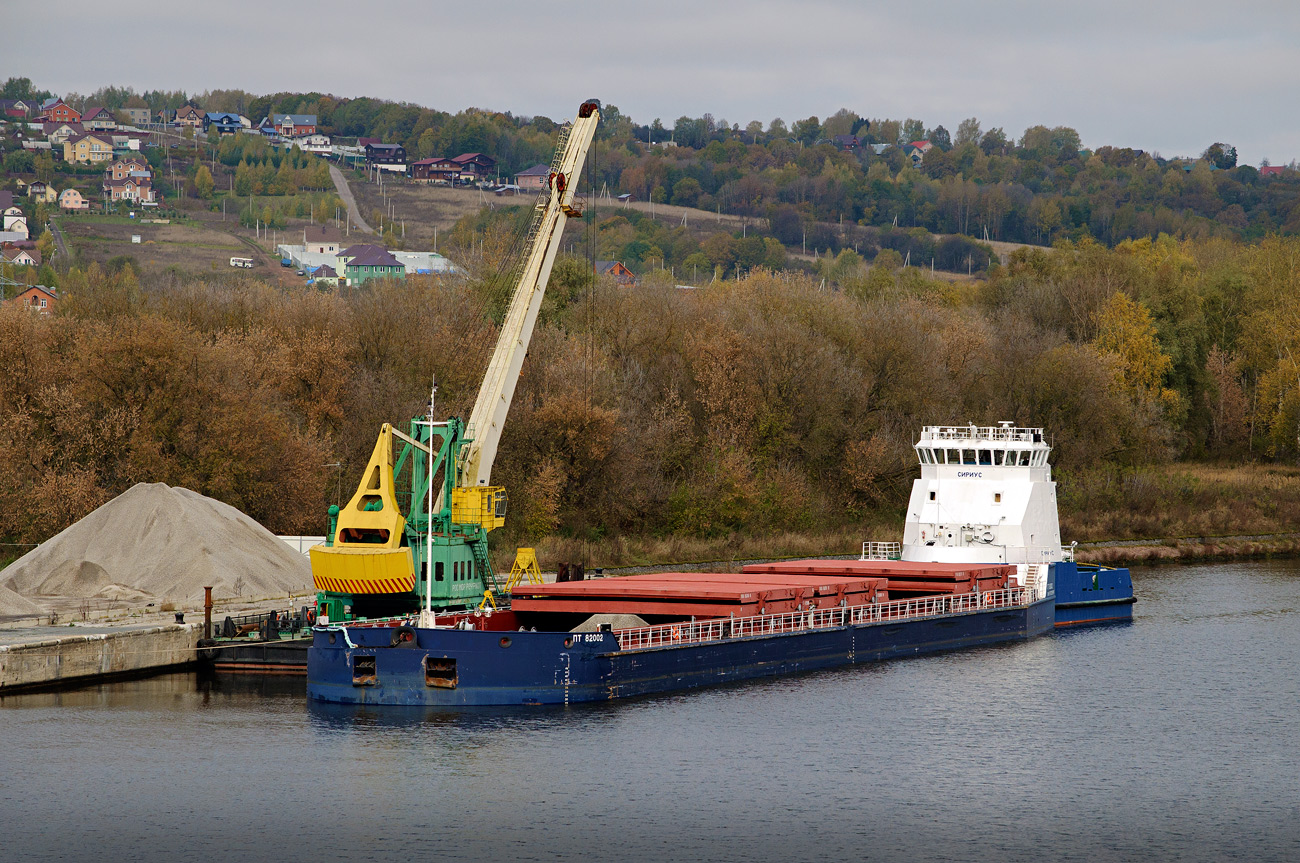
top-left (310, 99), bottom-right (602, 623)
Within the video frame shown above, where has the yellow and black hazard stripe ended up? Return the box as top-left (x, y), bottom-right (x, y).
top-left (312, 575), bottom-right (416, 595)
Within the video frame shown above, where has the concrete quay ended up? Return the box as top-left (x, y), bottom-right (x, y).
top-left (0, 623), bottom-right (200, 694)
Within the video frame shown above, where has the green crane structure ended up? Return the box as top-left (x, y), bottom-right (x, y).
top-left (311, 99), bottom-right (602, 623)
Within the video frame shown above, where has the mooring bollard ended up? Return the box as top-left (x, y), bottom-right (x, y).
top-left (203, 586), bottom-right (213, 640)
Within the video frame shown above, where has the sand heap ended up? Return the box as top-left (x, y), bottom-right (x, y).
top-left (0, 583), bottom-right (46, 616)
top-left (1, 483), bottom-right (313, 605)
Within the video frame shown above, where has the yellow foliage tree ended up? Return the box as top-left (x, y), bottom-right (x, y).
top-left (1093, 291), bottom-right (1180, 415)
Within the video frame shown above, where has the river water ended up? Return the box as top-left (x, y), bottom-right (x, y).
top-left (2, 560), bottom-right (1298, 862)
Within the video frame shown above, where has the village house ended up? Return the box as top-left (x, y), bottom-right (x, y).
top-left (64, 133), bottom-right (115, 164)
top-left (271, 114), bottom-right (317, 137)
top-left (2, 243), bottom-right (42, 268)
top-left (8, 284), bottom-right (57, 314)
top-left (81, 107), bottom-right (117, 131)
top-left (292, 133), bottom-right (331, 154)
top-left (450, 152), bottom-right (497, 182)
top-left (26, 181), bottom-right (58, 205)
top-left (410, 157), bottom-right (459, 183)
top-left (0, 99), bottom-right (32, 119)
top-left (103, 175), bottom-right (156, 204)
top-left (59, 188), bottom-right (89, 211)
top-left (121, 107), bottom-right (152, 127)
top-left (43, 122), bottom-right (85, 146)
top-left (38, 98), bottom-right (82, 124)
top-left (905, 140), bottom-right (934, 166)
top-left (173, 105), bottom-right (204, 129)
top-left (109, 134), bottom-right (146, 157)
top-left (514, 164), bottom-right (550, 190)
top-left (1, 191), bottom-right (29, 239)
top-left (303, 224), bottom-right (343, 255)
top-left (832, 134), bottom-right (860, 151)
top-left (308, 264), bottom-right (340, 287)
top-left (203, 112), bottom-right (247, 136)
top-left (337, 244), bottom-right (405, 285)
top-left (596, 260), bottom-right (637, 286)
top-left (105, 158), bottom-right (150, 181)
top-left (365, 143), bottom-right (407, 171)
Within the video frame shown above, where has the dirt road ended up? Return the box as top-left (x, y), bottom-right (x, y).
top-left (47, 216), bottom-right (70, 260)
top-left (329, 165), bottom-right (375, 235)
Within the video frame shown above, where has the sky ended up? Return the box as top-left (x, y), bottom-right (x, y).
top-left (6, 0), bottom-right (1297, 166)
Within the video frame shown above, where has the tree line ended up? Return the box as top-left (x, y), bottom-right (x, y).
top-left (2, 232), bottom-right (1297, 553)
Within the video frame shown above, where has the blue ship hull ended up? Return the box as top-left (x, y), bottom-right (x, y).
top-left (307, 594), bottom-right (1056, 707)
top-left (1052, 561), bottom-right (1134, 627)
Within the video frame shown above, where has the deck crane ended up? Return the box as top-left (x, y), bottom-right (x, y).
top-left (310, 99), bottom-right (602, 623)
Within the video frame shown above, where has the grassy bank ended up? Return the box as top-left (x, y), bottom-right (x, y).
top-left (1059, 463), bottom-right (1300, 540)
top-left (502, 462), bottom-right (1300, 572)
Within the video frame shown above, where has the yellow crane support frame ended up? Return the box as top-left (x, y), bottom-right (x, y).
top-left (506, 547), bottom-right (545, 590)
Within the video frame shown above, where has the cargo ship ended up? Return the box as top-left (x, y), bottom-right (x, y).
top-left (306, 424), bottom-right (1133, 706)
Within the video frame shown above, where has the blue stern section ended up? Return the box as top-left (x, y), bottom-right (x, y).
top-left (1052, 561), bottom-right (1134, 627)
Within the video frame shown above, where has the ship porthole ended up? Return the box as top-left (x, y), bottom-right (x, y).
top-left (499, 636), bottom-right (512, 648)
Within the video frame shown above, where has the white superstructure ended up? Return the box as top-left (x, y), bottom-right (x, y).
top-left (901, 423), bottom-right (1064, 566)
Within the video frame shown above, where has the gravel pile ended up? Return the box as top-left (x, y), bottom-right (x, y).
top-left (0, 583), bottom-right (45, 617)
top-left (0, 483), bottom-right (313, 605)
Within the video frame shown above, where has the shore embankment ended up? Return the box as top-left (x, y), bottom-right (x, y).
top-left (1076, 533), bottom-right (1300, 565)
top-left (0, 623), bottom-right (199, 694)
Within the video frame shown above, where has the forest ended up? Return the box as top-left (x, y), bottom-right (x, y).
top-left (3, 231), bottom-right (1300, 564)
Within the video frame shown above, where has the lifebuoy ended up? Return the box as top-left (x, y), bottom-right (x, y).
top-left (670, 626), bottom-right (682, 642)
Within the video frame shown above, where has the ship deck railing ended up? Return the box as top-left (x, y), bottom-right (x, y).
top-left (613, 586), bottom-right (1030, 652)
top-left (861, 541), bottom-right (902, 561)
top-left (920, 425), bottom-right (1042, 443)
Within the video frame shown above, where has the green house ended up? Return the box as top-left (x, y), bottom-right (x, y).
top-left (341, 245), bottom-right (406, 285)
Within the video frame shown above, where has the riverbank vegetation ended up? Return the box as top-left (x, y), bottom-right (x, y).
top-left (3, 232), bottom-right (1300, 569)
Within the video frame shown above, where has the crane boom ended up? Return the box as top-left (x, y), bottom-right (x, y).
top-left (458, 99), bottom-right (602, 489)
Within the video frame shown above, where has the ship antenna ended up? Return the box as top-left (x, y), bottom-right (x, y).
top-left (420, 376), bottom-right (438, 629)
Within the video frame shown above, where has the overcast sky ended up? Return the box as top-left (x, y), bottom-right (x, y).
top-left (7, 0), bottom-right (1297, 166)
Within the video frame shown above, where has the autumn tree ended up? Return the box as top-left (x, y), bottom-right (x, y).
top-left (194, 164), bottom-right (215, 199)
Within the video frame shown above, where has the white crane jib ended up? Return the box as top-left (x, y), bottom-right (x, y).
top-left (457, 99), bottom-right (602, 490)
